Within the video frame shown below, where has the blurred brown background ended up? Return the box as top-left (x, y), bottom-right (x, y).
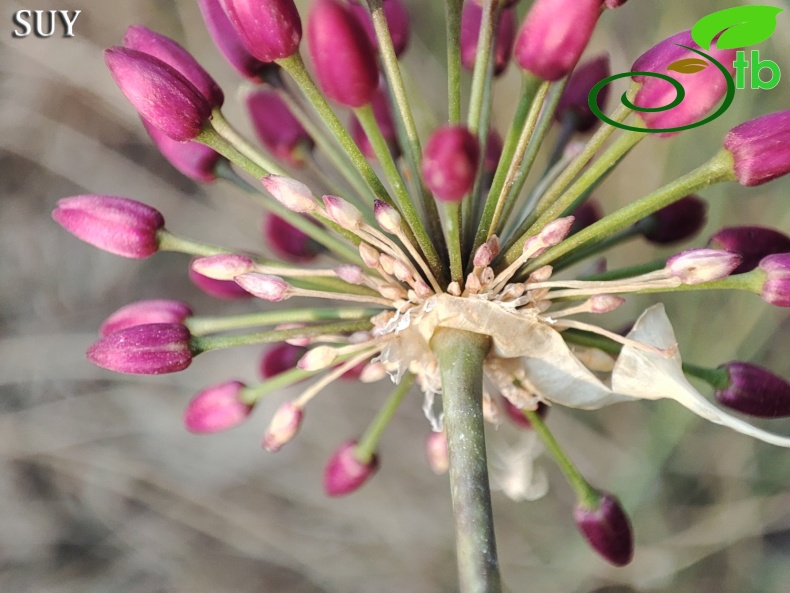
top-left (2, 1), bottom-right (790, 591)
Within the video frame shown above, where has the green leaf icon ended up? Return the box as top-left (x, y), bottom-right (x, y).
top-left (691, 5), bottom-right (783, 51)
top-left (667, 58), bottom-right (709, 74)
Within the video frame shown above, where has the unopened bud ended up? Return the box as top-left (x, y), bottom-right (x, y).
top-left (191, 254), bottom-right (255, 280)
top-left (715, 361), bottom-right (790, 418)
top-left (100, 299), bottom-right (192, 336)
top-left (724, 110), bottom-right (790, 186)
top-left (637, 195), bottom-right (707, 244)
top-left (758, 253), bottom-right (790, 307)
top-left (297, 346), bottom-right (338, 371)
top-left (189, 266), bottom-right (253, 300)
top-left (245, 88), bottom-right (313, 167)
top-left (335, 264), bottom-right (365, 285)
top-left (708, 226), bottom-right (790, 274)
top-left (263, 213), bottom-right (321, 263)
top-left (322, 195), bottom-right (363, 229)
top-left (373, 200), bottom-right (402, 233)
top-left (87, 323), bottom-right (192, 375)
top-left (235, 273), bottom-right (291, 301)
top-left (220, 0), bottom-right (302, 63)
top-left (589, 295), bottom-right (625, 314)
top-left (359, 243), bottom-right (381, 267)
top-left (422, 125), bottom-right (480, 202)
top-left (666, 248), bottom-right (741, 285)
top-left (261, 175), bottom-right (317, 213)
top-left (574, 492), bottom-right (634, 566)
top-left (262, 401), bottom-right (304, 452)
top-left (359, 361), bottom-right (387, 383)
top-left (184, 380), bottom-right (252, 433)
top-left (261, 342), bottom-right (307, 378)
top-left (555, 54), bottom-right (611, 132)
top-left (323, 440), bottom-right (379, 496)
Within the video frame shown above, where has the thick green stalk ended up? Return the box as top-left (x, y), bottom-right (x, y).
top-left (431, 328), bottom-right (501, 593)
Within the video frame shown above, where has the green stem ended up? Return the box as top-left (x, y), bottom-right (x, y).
top-left (431, 328), bottom-right (501, 593)
top-left (445, 0), bottom-right (463, 125)
top-left (186, 307), bottom-right (378, 336)
top-left (210, 109), bottom-right (286, 175)
top-left (355, 372), bottom-right (416, 463)
top-left (444, 201), bottom-right (464, 284)
top-left (630, 268), bottom-right (764, 296)
top-left (240, 367), bottom-right (315, 405)
top-left (157, 229), bottom-right (228, 257)
top-left (466, 0), bottom-right (499, 136)
top-left (553, 226), bottom-right (642, 271)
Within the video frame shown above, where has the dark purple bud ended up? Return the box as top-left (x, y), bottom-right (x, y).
top-left (52, 195), bottom-right (164, 259)
top-left (87, 323), bottom-right (193, 375)
top-left (348, 0), bottom-right (411, 57)
top-left (260, 342), bottom-right (307, 378)
top-left (142, 119), bottom-right (222, 183)
top-left (105, 47), bottom-right (212, 141)
top-left (570, 199), bottom-right (602, 235)
top-left (637, 194), bottom-right (707, 244)
top-left (716, 362), bottom-right (790, 418)
top-left (189, 264), bottom-right (254, 300)
top-left (308, 0), bottom-right (379, 108)
top-left (574, 492), bottom-right (634, 566)
top-left (501, 397), bottom-right (549, 429)
top-left (483, 130), bottom-right (503, 176)
top-left (245, 88), bottom-right (313, 167)
top-left (514, 0), bottom-right (603, 81)
top-left (350, 86), bottom-right (398, 160)
top-left (461, 3), bottom-right (517, 77)
top-left (123, 25), bottom-right (224, 108)
top-left (323, 440), bottom-right (379, 496)
top-left (708, 226), bottom-right (790, 274)
top-left (422, 125), bottom-right (480, 202)
top-left (184, 380), bottom-right (253, 433)
top-left (100, 299), bottom-right (192, 336)
top-left (758, 253), bottom-right (790, 307)
top-left (555, 54), bottom-right (611, 132)
top-left (724, 111), bottom-right (790, 186)
top-left (219, 0), bottom-right (302, 63)
top-left (262, 213), bottom-right (321, 262)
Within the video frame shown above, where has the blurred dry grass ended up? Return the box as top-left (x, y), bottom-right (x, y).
top-left (2, 0), bottom-right (790, 591)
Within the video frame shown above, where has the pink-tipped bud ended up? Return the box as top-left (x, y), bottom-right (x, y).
top-left (335, 264), bottom-right (365, 285)
top-left (461, 4), bottom-right (517, 77)
top-left (189, 265), bottom-right (254, 300)
top-left (483, 130), bottom-right (503, 176)
top-left (570, 200), bottom-right (602, 235)
top-left (322, 195), bottom-right (363, 229)
top-left (425, 431), bottom-right (449, 475)
top-left (123, 25), bottom-right (224, 108)
top-left (348, 0), bottom-right (411, 57)
top-left (502, 398), bottom-right (548, 429)
top-left (260, 342), bottom-right (306, 378)
top-left (219, 0), bottom-right (302, 63)
top-left (261, 175), bottom-right (317, 212)
top-left (359, 361), bottom-right (387, 383)
top-left (373, 200), bottom-right (402, 233)
top-left (235, 273), bottom-right (291, 301)
top-left (574, 492), bottom-right (634, 566)
top-left (422, 125), bottom-right (480, 202)
top-left (758, 253), bottom-right (790, 307)
top-left (87, 323), bottom-right (192, 375)
top-left (339, 360), bottom-right (368, 381)
top-left (666, 248), bottom-right (741, 285)
top-left (308, 0), bottom-right (379, 108)
top-left (323, 440), bottom-right (378, 496)
top-left (359, 243), bottom-right (381, 268)
top-left (263, 213), bottom-right (321, 263)
top-left (350, 87), bottom-right (398, 160)
top-left (52, 195), bottom-right (164, 259)
top-left (632, 30), bottom-right (736, 134)
top-left (245, 88), bottom-right (313, 167)
top-left (715, 361), bottom-right (790, 418)
top-left (473, 242), bottom-right (495, 268)
top-left (105, 47), bottom-right (211, 141)
top-left (589, 294), bottom-right (625, 314)
top-left (709, 226), bottom-right (790, 274)
top-left (191, 254), bottom-right (256, 280)
top-left (276, 323), bottom-right (313, 347)
top-left (514, 0), bottom-right (602, 81)
top-left (637, 194), bottom-right (707, 245)
top-left (724, 111), bottom-right (790, 187)
top-left (524, 216), bottom-right (574, 256)
top-left (184, 380), bottom-right (253, 433)
top-left (142, 120), bottom-right (222, 183)
top-left (555, 54), bottom-right (611, 132)
top-left (100, 300), bottom-right (192, 336)
top-left (297, 346), bottom-right (338, 371)
top-left (263, 401), bottom-right (304, 451)
top-left (393, 259), bottom-right (412, 283)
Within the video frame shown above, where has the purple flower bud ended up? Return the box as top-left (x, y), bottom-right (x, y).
top-left (308, 0), bottom-right (379, 108)
top-left (235, 273), bottom-right (291, 301)
top-left (574, 492), bottom-right (634, 566)
top-left (555, 54), bottom-right (611, 133)
top-left (260, 342), bottom-right (306, 378)
top-left (123, 25), bottom-right (224, 108)
top-left (758, 253), bottom-right (790, 307)
top-left (87, 323), bottom-right (192, 375)
top-left (100, 300), bottom-right (192, 336)
top-left (724, 111), bottom-right (790, 186)
top-left (184, 380), bottom-right (253, 433)
top-left (52, 195), bottom-right (164, 258)
top-left (323, 439), bottom-right (378, 497)
top-left (245, 88), bottom-right (312, 167)
top-left (570, 200), bottom-right (602, 235)
top-left (142, 119), bottom-right (222, 183)
top-left (348, 0), bottom-right (411, 57)
top-left (262, 213), bottom-right (321, 263)
top-left (105, 47), bottom-right (211, 141)
top-left (716, 361), bottom-right (790, 418)
top-left (632, 30), bottom-right (736, 135)
top-left (263, 401), bottom-right (304, 451)
top-left (709, 226), bottom-right (790, 274)
top-left (514, 0), bottom-right (603, 82)
top-left (501, 398), bottom-right (548, 429)
top-left (219, 0), bottom-right (302, 63)
top-left (350, 87), bottom-right (398, 160)
top-left (188, 265), bottom-right (254, 300)
top-left (422, 125), bottom-right (480, 202)
top-left (637, 194), bottom-right (707, 245)
top-left (461, 3), bottom-right (517, 77)
top-left (666, 248), bottom-right (741, 285)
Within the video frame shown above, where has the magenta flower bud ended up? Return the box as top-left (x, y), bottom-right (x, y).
top-left (184, 380), bottom-right (253, 433)
top-left (245, 88), bottom-right (312, 167)
top-left (105, 47), bottom-right (211, 141)
top-left (339, 360), bottom-right (368, 381)
top-left (348, 0), bottom-right (411, 57)
top-left (425, 431), bottom-right (449, 475)
top-left (461, 3), bottom-right (517, 77)
top-left (87, 323), bottom-right (192, 375)
top-left (724, 111), bottom-right (790, 187)
top-left (514, 0), bottom-right (603, 81)
top-left (260, 342), bottom-right (306, 378)
top-left (574, 492), bottom-right (634, 566)
top-left (262, 213), bottom-right (320, 263)
top-left (555, 54), bottom-right (611, 133)
top-left (235, 273), bottom-right (291, 301)
top-left (191, 254), bottom-right (256, 281)
top-left (502, 398), bottom-right (548, 429)
top-left (709, 226), bottom-right (790, 274)
top-left (631, 30), bottom-right (736, 134)
top-left (715, 362), bottom-right (790, 418)
top-left (666, 248), bottom-right (741, 285)
top-left (483, 130), bottom-right (503, 176)
top-left (308, 0), bottom-right (379, 108)
top-left (263, 401), bottom-right (304, 452)
top-left (350, 87), bottom-right (398, 160)
top-left (758, 253), bottom-right (790, 307)
top-left (323, 440), bottom-right (379, 497)
top-left (188, 265), bottom-right (254, 300)
top-left (637, 194), bottom-right (707, 245)
top-left (100, 299), bottom-right (192, 336)
top-left (422, 125), bottom-right (480, 202)
top-left (52, 195), bottom-right (164, 259)
top-left (219, 0), bottom-right (302, 63)
top-left (570, 200), bottom-right (602, 235)
top-left (123, 25), bottom-right (224, 108)
top-left (142, 119), bottom-right (222, 183)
